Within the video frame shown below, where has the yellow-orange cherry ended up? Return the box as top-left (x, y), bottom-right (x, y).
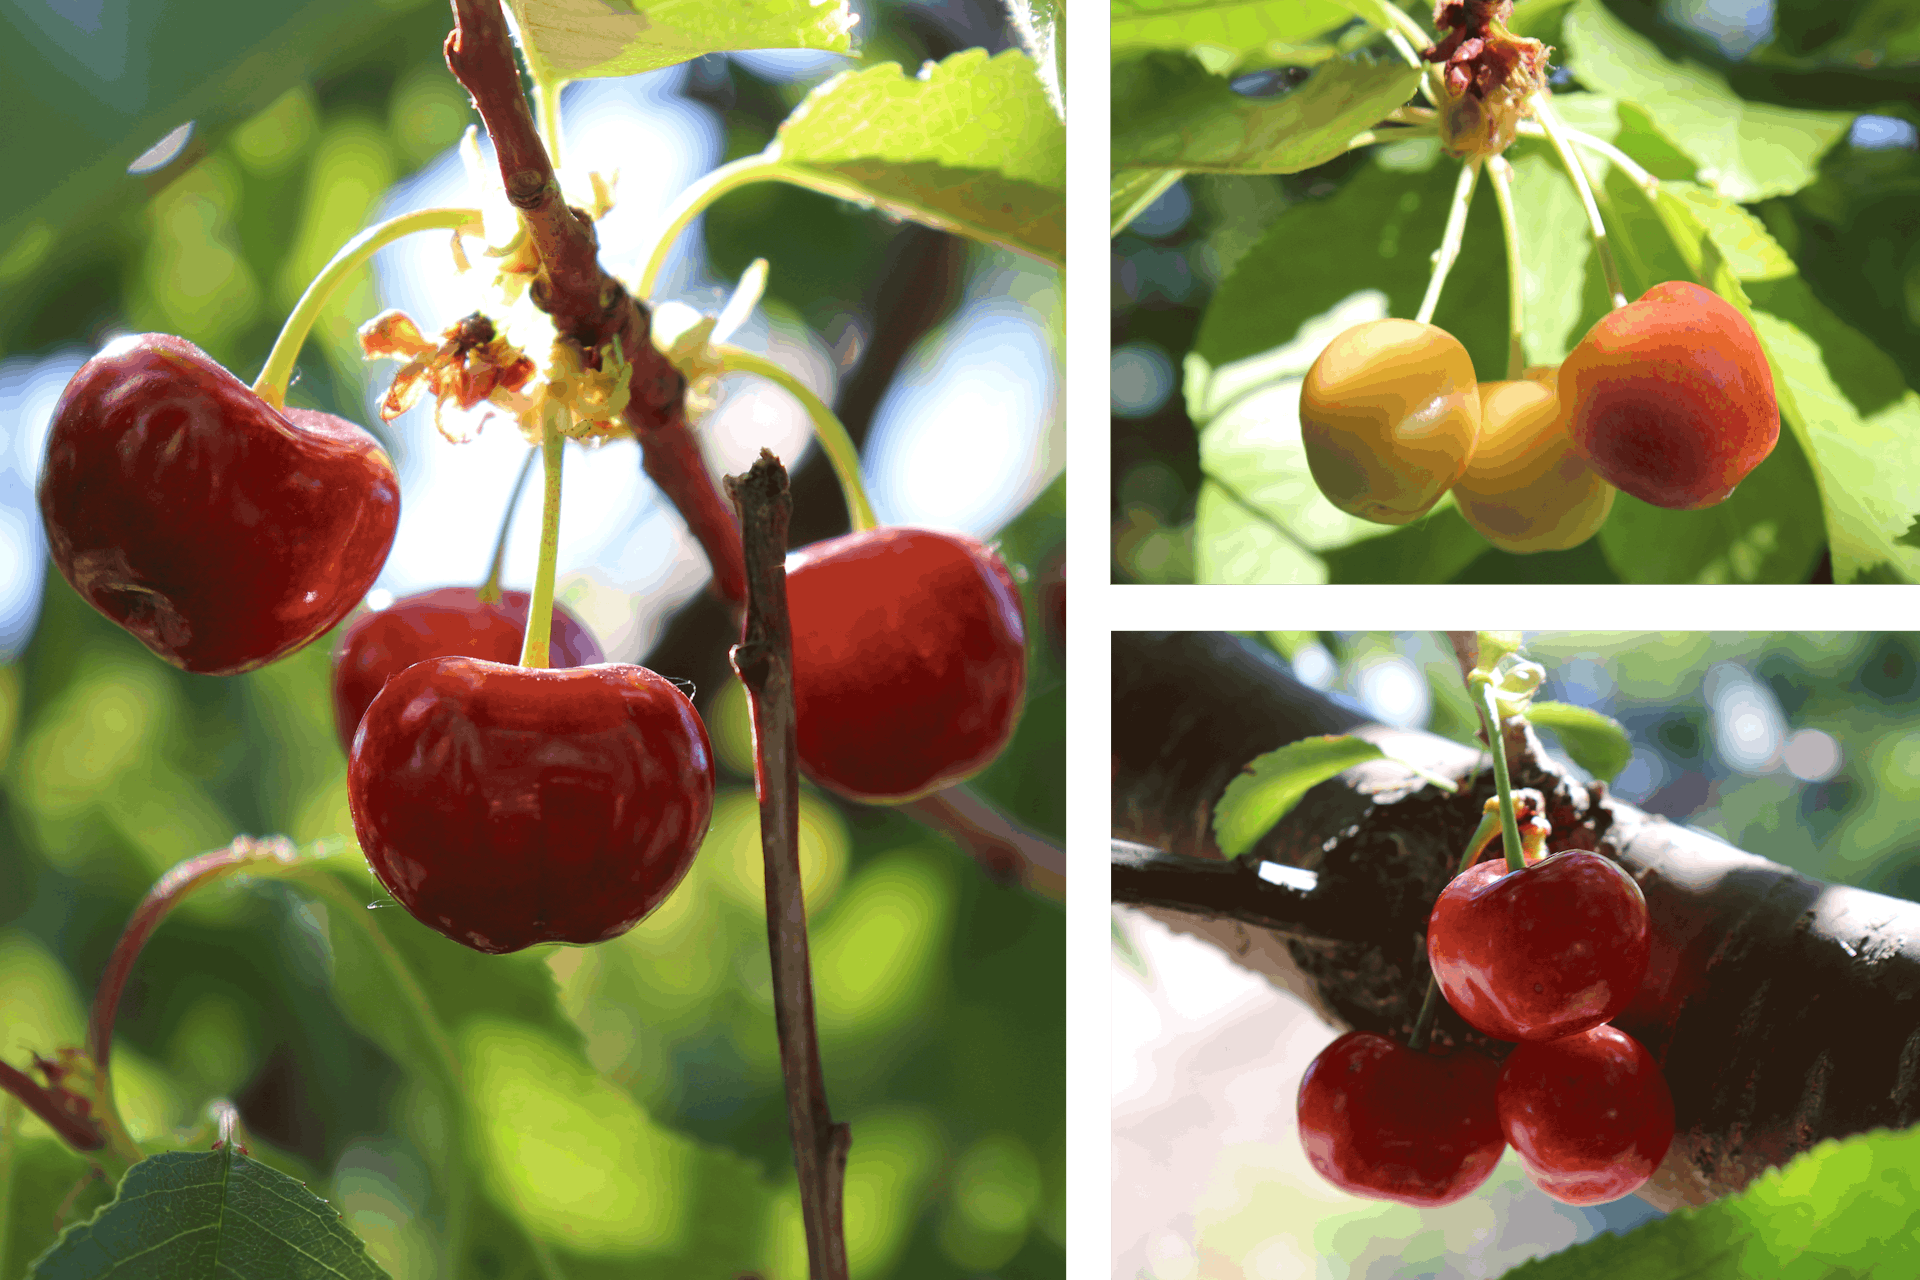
top-left (1452, 379), bottom-right (1616, 554)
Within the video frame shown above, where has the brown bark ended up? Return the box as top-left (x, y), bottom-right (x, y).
top-left (1112, 631), bottom-right (1920, 1212)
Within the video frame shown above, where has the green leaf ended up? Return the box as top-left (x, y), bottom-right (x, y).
top-left (1320, 506), bottom-right (1491, 582)
top-left (1112, 51), bottom-right (1420, 174)
top-left (1561, 0), bottom-right (1850, 201)
top-left (504, 0), bottom-right (857, 82)
top-left (765, 49), bottom-right (1064, 263)
top-left (1006, 0), bottom-right (1064, 121)
top-left (1646, 181), bottom-right (1920, 583)
top-left (30, 1149), bottom-right (390, 1279)
top-left (1111, 0), bottom-right (1352, 62)
top-left (1505, 1122), bottom-right (1920, 1278)
top-left (1215, 736), bottom-right (1385, 856)
top-left (1112, 168), bottom-right (1185, 236)
top-left (1525, 701), bottom-right (1631, 783)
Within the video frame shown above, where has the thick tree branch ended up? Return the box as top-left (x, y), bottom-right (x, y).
top-left (727, 452), bottom-right (849, 1280)
top-left (1112, 631), bottom-right (1920, 1213)
top-left (443, 0), bottom-right (746, 604)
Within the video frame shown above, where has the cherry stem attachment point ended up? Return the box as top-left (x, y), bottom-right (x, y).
top-left (1487, 155), bottom-right (1527, 381)
top-left (1414, 157), bottom-right (1482, 327)
top-left (727, 450), bottom-right (852, 1280)
top-left (478, 445), bottom-right (541, 604)
top-left (518, 405), bottom-right (566, 669)
top-left (714, 345), bottom-right (877, 533)
top-left (252, 206), bottom-right (482, 411)
top-left (1470, 676), bottom-right (1527, 872)
top-left (1530, 94), bottom-right (1628, 310)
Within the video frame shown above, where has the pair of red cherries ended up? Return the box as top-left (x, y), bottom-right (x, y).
top-left (37, 335), bottom-right (1026, 953)
top-left (1298, 842), bottom-right (1674, 1208)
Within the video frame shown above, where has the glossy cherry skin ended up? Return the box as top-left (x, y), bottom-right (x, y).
top-left (1299, 319), bottom-right (1481, 525)
top-left (37, 334), bottom-right (400, 675)
top-left (1559, 281), bottom-right (1778, 510)
top-left (1296, 1031), bottom-right (1506, 1206)
top-left (1428, 851), bottom-right (1651, 1043)
top-left (347, 656), bottom-right (714, 954)
top-left (331, 587), bottom-right (604, 751)
top-left (1452, 379), bottom-right (1616, 554)
top-left (1497, 1023), bottom-right (1674, 1205)
top-left (785, 527), bottom-right (1025, 803)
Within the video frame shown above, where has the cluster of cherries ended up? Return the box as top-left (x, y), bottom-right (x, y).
top-left (36, 334), bottom-right (1026, 954)
top-left (1297, 796), bottom-right (1675, 1208)
top-left (1299, 281), bottom-right (1780, 552)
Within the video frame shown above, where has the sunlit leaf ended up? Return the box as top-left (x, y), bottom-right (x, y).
top-left (30, 1149), bottom-right (389, 1279)
top-left (1215, 735), bottom-right (1383, 856)
top-left (1526, 701), bottom-right (1631, 783)
top-left (1112, 0), bottom-right (1352, 62)
top-left (505, 0), bottom-right (857, 82)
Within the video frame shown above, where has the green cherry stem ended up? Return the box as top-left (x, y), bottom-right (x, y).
top-left (518, 404), bottom-right (567, 670)
top-left (1529, 94), bottom-right (1628, 310)
top-left (1414, 157), bottom-right (1482, 326)
top-left (638, 154), bottom-right (788, 301)
top-left (1408, 808), bottom-right (1503, 1052)
top-left (1470, 675), bottom-right (1527, 872)
top-left (252, 206), bottom-right (482, 411)
top-left (1515, 120), bottom-right (1660, 198)
top-left (477, 445), bottom-right (541, 604)
top-left (1487, 155), bottom-right (1527, 381)
top-left (716, 344), bottom-right (878, 532)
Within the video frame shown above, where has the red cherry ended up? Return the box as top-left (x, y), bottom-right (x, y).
top-left (785, 527), bottom-right (1025, 803)
top-left (1496, 1023), bottom-right (1674, 1205)
top-left (1427, 851), bottom-right (1651, 1043)
top-left (1296, 1031), bottom-right (1506, 1206)
top-left (1559, 281), bottom-right (1779, 510)
top-left (37, 334), bottom-right (400, 674)
top-left (330, 587), bottom-right (605, 751)
top-left (347, 656), bottom-right (714, 954)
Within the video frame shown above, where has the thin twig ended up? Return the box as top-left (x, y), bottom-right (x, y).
top-left (726, 450), bottom-right (850, 1280)
top-left (902, 785), bottom-right (1065, 900)
top-left (443, 0), bottom-right (746, 604)
top-left (0, 1059), bottom-right (102, 1153)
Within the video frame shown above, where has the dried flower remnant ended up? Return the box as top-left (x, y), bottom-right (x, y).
top-left (360, 309), bottom-right (537, 442)
top-left (1423, 0), bottom-right (1551, 159)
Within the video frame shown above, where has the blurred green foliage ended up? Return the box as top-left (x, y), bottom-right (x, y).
top-left (0, 1), bottom-right (1064, 1275)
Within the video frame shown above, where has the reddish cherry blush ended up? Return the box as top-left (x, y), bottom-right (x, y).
top-left (1427, 851), bottom-right (1651, 1042)
top-left (331, 587), bottom-right (604, 751)
top-left (38, 334), bottom-right (399, 674)
top-left (785, 527), bottom-right (1025, 803)
top-left (1297, 1031), bottom-right (1506, 1206)
top-left (1497, 1023), bottom-right (1675, 1205)
top-left (348, 657), bottom-right (714, 954)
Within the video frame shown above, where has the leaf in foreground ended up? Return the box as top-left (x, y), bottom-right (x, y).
top-left (1215, 735), bottom-right (1385, 856)
top-left (31, 1148), bottom-right (389, 1279)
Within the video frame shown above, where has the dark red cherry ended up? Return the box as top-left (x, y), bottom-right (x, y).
top-left (347, 656), bottom-right (714, 954)
top-left (330, 587), bottom-right (605, 751)
top-left (37, 334), bottom-right (399, 674)
top-left (1296, 1031), bottom-right (1506, 1206)
top-left (1496, 1023), bottom-right (1675, 1205)
top-left (1427, 851), bottom-right (1651, 1042)
top-left (784, 527), bottom-right (1025, 803)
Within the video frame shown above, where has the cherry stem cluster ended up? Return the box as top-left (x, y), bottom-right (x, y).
top-left (253, 206), bottom-right (481, 411)
top-left (517, 405), bottom-right (566, 668)
top-left (444, 0), bottom-right (747, 605)
top-left (1470, 675), bottom-right (1528, 872)
top-left (478, 445), bottom-right (540, 603)
top-left (1414, 158), bottom-right (1482, 327)
top-left (1530, 93), bottom-right (1629, 310)
top-left (716, 345), bottom-right (877, 533)
top-left (1487, 155), bottom-right (1527, 381)
top-left (728, 450), bottom-right (852, 1280)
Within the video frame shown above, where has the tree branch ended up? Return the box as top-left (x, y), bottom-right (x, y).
top-left (443, 0), bottom-right (746, 604)
top-left (726, 452), bottom-right (849, 1280)
top-left (903, 784), bottom-right (1065, 899)
top-left (1112, 631), bottom-right (1920, 1213)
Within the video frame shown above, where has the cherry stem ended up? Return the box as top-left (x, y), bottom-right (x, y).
top-left (1470, 677), bottom-right (1527, 872)
top-left (714, 345), bottom-right (877, 533)
top-left (1413, 157), bottom-right (1482, 327)
top-left (252, 206), bottom-right (482, 411)
top-left (1487, 155), bottom-right (1527, 381)
top-left (517, 406), bottom-right (566, 669)
top-left (0, 1058), bottom-right (104, 1156)
top-left (1530, 93), bottom-right (1629, 310)
top-left (900, 785), bottom-right (1066, 900)
top-left (478, 445), bottom-right (540, 603)
top-left (726, 450), bottom-right (852, 1280)
top-left (1515, 120), bottom-right (1660, 198)
top-left (1368, 0), bottom-right (1444, 103)
top-left (638, 154), bottom-right (780, 301)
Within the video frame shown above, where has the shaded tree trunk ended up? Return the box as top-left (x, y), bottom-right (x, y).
top-left (1111, 631), bottom-right (1920, 1212)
